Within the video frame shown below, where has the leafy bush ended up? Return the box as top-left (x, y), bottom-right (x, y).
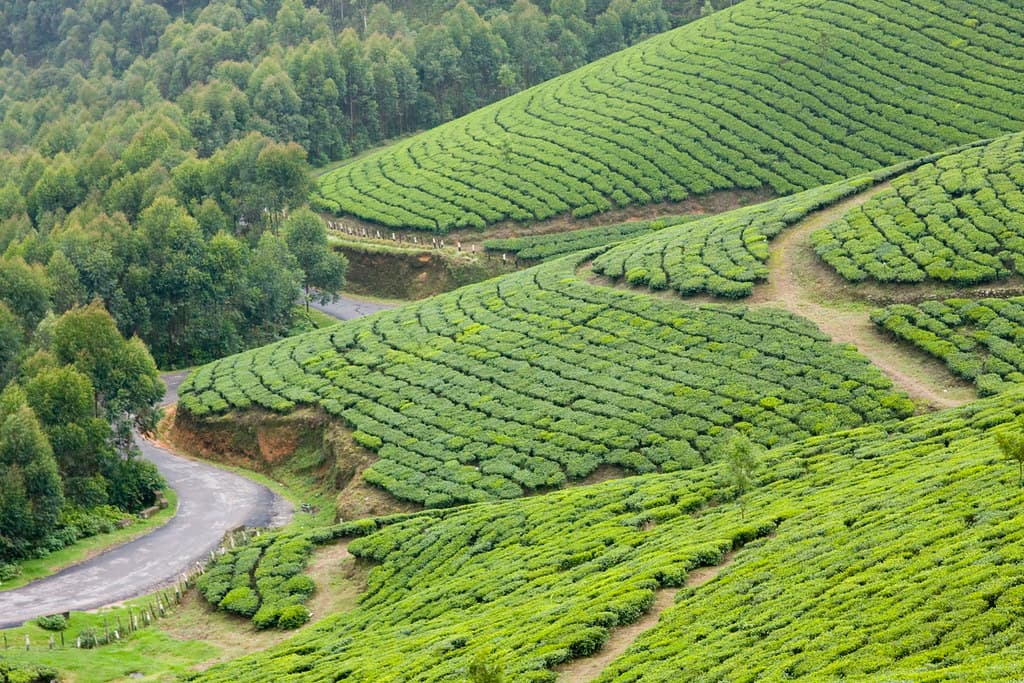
top-left (252, 605), bottom-right (282, 630)
top-left (35, 614), bottom-right (67, 631)
top-left (276, 605), bottom-right (310, 629)
top-left (219, 586), bottom-right (260, 618)
top-left (0, 563), bottom-right (21, 582)
top-left (0, 661), bottom-right (60, 683)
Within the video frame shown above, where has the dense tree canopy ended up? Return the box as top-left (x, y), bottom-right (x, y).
top-left (0, 302), bottom-right (164, 564)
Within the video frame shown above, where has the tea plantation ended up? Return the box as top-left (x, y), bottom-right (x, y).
top-left (189, 390), bottom-right (1024, 682)
top-left (482, 216), bottom-right (693, 263)
top-left (814, 132), bottom-right (1024, 285)
top-left (179, 255), bottom-right (914, 507)
top-left (591, 169), bottom-right (883, 297)
top-left (872, 297), bottom-right (1024, 396)
top-left (314, 0), bottom-right (1024, 232)
top-left (588, 145), bottom-right (996, 298)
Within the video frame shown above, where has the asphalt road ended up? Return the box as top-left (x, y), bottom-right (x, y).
top-left (160, 370), bottom-right (190, 406)
top-left (0, 382), bottom-right (292, 628)
top-left (306, 293), bottom-right (396, 321)
top-left (0, 295), bottom-right (389, 628)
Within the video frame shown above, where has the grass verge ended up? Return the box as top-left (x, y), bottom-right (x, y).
top-left (0, 488), bottom-right (179, 594)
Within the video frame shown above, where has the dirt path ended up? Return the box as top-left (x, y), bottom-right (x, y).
top-left (159, 541), bottom-right (363, 670)
top-left (553, 551), bottom-right (736, 683)
top-left (749, 183), bottom-right (975, 411)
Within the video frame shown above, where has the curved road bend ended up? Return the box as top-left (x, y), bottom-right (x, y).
top-left (0, 376), bottom-right (292, 629)
top-left (0, 294), bottom-right (393, 628)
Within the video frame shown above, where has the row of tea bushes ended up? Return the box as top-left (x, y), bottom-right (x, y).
top-left (316, 0), bottom-right (1024, 231)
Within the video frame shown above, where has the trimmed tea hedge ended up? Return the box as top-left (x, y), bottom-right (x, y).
top-left (316, 0), bottom-right (1024, 232)
top-left (872, 297), bottom-right (1024, 396)
top-left (198, 532), bottom-right (316, 629)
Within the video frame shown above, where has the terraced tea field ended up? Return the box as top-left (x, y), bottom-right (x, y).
top-left (315, 0), bottom-right (1024, 232)
top-left (873, 297), bottom-right (1024, 396)
top-left (179, 255), bottom-right (913, 507)
top-left (190, 390), bottom-right (1024, 682)
top-left (814, 132), bottom-right (1024, 285)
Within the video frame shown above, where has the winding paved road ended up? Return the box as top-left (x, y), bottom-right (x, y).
top-left (0, 377), bottom-right (293, 628)
top-left (0, 294), bottom-right (391, 628)
top-left (307, 293), bottom-right (396, 320)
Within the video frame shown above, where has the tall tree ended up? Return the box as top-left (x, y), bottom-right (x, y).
top-left (0, 257), bottom-right (50, 332)
top-left (724, 433), bottom-right (758, 519)
top-left (0, 389), bottom-right (64, 561)
top-left (997, 418), bottom-right (1024, 486)
top-left (25, 363), bottom-right (112, 506)
top-left (283, 207), bottom-right (348, 311)
top-left (50, 300), bottom-right (163, 450)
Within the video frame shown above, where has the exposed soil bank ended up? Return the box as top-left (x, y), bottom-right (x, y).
top-left (169, 408), bottom-right (418, 521)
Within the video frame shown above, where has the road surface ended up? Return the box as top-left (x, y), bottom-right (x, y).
top-left (306, 293), bottom-right (396, 321)
top-left (0, 294), bottom-right (394, 628)
top-left (0, 383), bottom-right (292, 628)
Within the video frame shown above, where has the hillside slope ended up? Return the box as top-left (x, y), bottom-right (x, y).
top-left (191, 390), bottom-right (1024, 682)
top-left (315, 0), bottom-right (1024, 232)
top-left (178, 253), bottom-right (912, 508)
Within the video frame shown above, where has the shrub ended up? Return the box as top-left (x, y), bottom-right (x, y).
top-left (0, 563), bottom-right (21, 582)
top-left (277, 605), bottom-right (310, 629)
top-left (252, 605), bottom-right (282, 630)
top-left (284, 574), bottom-right (316, 597)
top-left (36, 614), bottom-right (67, 631)
top-left (352, 430), bottom-right (383, 450)
top-left (220, 586), bottom-right (260, 618)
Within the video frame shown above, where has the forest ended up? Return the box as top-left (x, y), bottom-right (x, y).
top-left (0, 299), bottom-right (164, 570)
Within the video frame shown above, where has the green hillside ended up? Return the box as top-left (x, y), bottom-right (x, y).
top-left (873, 297), bottom-right (1024, 396)
top-left (178, 253), bottom-right (912, 507)
top-left (189, 390), bottom-right (1024, 682)
top-left (814, 132), bottom-right (1024, 285)
top-left (315, 0), bottom-right (1024, 232)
